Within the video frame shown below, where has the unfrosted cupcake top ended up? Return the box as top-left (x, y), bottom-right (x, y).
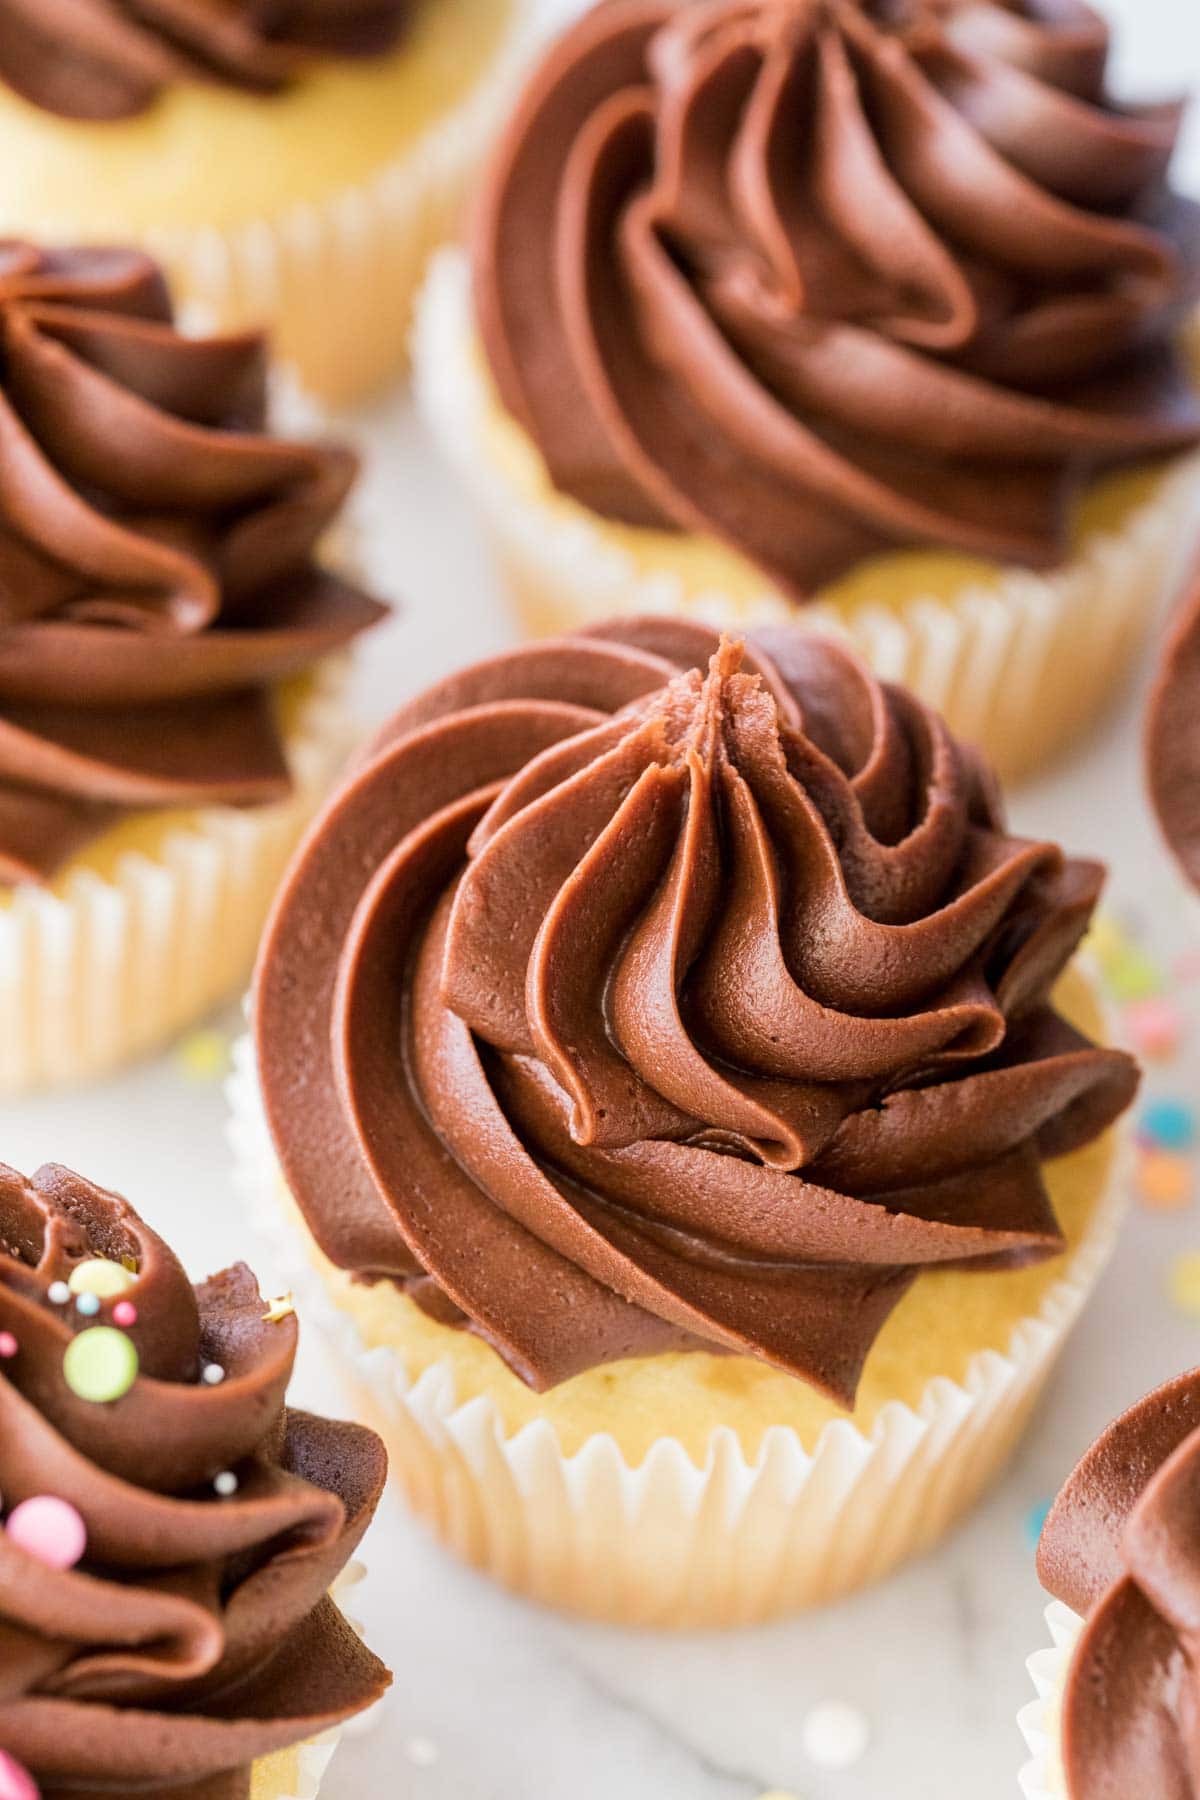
top-left (0, 0), bottom-right (412, 121)
top-left (1038, 1368), bottom-right (1200, 1798)
top-left (256, 616), bottom-right (1136, 1400)
top-left (475, 0), bottom-right (1200, 596)
top-left (1146, 564), bottom-right (1200, 893)
top-left (0, 1160), bottom-right (390, 1800)
top-left (0, 242), bottom-right (386, 887)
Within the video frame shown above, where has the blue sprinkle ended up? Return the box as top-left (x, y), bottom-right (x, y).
top-left (1024, 1501), bottom-right (1051, 1551)
top-left (1141, 1098), bottom-right (1198, 1153)
top-left (74, 1292), bottom-right (102, 1318)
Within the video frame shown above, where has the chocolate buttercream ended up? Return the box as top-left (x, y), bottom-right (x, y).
top-left (1147, 560), bottom-right (1200, 894)
top-left (1038, 1368), bottom-right (1200, 1798)
top-left (0, 1161), bottom-right (390, 1800)
top-left (0, 0), bottom-right (411, 122)
top-left (255, 616), bottom-right (1137, 1401)
top-left (474, 0), bottom-right (1200, 595)
top-left (0, 242), bottom-right (386, 887)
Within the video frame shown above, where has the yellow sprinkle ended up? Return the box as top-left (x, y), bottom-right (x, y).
top-left (263, 1293), bottom-right (296, 1325)
top-left (1168, 1253), bottom-right (1200, 1316)
top-left (69, 1259), bottom-right (137, 1300)
top-left (175, 1029), bottom-right (231, 1082)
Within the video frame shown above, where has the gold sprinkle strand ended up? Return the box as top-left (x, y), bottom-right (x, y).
top-left (262, 1293), bottom-right (295, 1325)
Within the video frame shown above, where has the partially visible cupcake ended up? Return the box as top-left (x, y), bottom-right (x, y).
top-left (0, 0), bottom-right (549, 405)
top-left (1020, 1367), bottom-right (1200, 1798)
top-left (0, 1159), bottom-right (391, 1800)
top-left (418, 0), bottom-right (1200, 782)
top-left (241, 615), bottom-right (1138, 1628)
top-left (1147, 559), bottom-right (1200, 894)
top-left (0, 242), bottom-right (386, 1095)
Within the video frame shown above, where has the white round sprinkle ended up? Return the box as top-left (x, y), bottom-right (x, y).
top-left (75, 1293), bottom-right (101, 1318)
top-left (201, 1363), bottom-right (226, 1386)
top-left (47, 1282), bottom-right (71, 1307)
top-left (405, 1737), bottom-right (440, 1769)
top-left (213, 1471), bottom-right (239, 1498)
top-left (802, 1701), bottom-right (870, 1771)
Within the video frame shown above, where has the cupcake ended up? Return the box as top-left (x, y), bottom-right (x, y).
top-left (241, 615), bottom-right (1138, 1628)
top-left (417, 0), bottom-right (1200, 783)
top-left (0, 1158), bottom-right (390, 1800)
top-left (0, 0), bottom-right (548, 406)
top-left (1147, 559), bottom-right (1200, 894)
top-left (0, 242), bottom-right (386, 1095)
top-left (1020, 1367), bottom-right (1200, 1798)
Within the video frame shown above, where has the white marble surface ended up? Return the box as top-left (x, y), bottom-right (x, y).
top-left (8, 5), bottom-right (1200, 1796)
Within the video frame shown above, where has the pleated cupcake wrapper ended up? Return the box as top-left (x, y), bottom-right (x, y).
top-left (251, 1564), bottom-right (372, 1800)
top-left (116, 0), bottom-right (556, 407)
top-left (415, 250), bottom-right (1200, 784)
top-left (1017, 1601), bottom-right (1082, 1800)
top-left (227, 1030), bottom-right (1131, 1629)
top-left (0, 657), bottom-right (354, 1097)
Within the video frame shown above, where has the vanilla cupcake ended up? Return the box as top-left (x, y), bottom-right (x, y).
top-left (240, 615), bottom-right (1138, 1628)
top-left (0, 0), bottom-right (548, 405)
top-left (0, 1159), bottom-right (390, 1800)
top-left (417, 0), bottom-right (1200, 782)
top-left (1020, 1367), bottom-right (1200, 1798)
top-left (0, 243), bottom-right (386, 1095)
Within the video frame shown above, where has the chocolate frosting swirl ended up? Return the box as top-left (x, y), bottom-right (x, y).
top-left (475, 0), bottom-right (1200, 595)
top-left (0, 242), bottom-right (386, 887)
top-left (1038, 1368), bottom-right (1200, 1799)
top-left (0, 1161), bottom-right (390, 1800)
top-left (1147, 560), bottom-right (1200, 895)
top-left (255, 616), bottom-right (1136, 1401)
top-left (0, 0), bottom-right (411, 122)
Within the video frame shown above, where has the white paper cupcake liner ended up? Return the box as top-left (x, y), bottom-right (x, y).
top-left (119, 0), bottom-right (558, 406)
top-left (0, 659), bottom-right (354, 1097)
top-left (1018, 1601), bottom-right (1082, 1800)
top-left (227, 1032), bottom-right (1131, 1629)
top-left (415, 250), bottom-right (1200, 784)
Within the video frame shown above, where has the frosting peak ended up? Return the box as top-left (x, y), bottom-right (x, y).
top-left (0, 0), bottom-right (412, 122)
top-left (0, 1161), bottom-right (390, 1800)
top-left (256, 616), bottom-right (1136, 1402)
top-left (474, 0), bottom-right (1200, 594)
top-left (0, 243), bottom-right (386, 887)
top-left (1039, 1368), bottom-right (1200, 1798)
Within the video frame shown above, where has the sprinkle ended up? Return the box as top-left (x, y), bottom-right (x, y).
top-left (802, 1701), bottom-right (871, 1771)
top-left (0, 1333), bottom-right (17, 1359)
top-left (63, 1328), bottom-right (139, 1404)
top-left (69, 1258), bottom-right (136, 1301)
top-left (112, 1301), bottom-right (138, 1329)
top-left (214, 1471), bottom-right (239, 1498)
top-left (1125, 997), bottom-right (1184, 1060)
top-left (1168, 1252), bottom-right (1200, 1317)
top-left (1139, 1152), bottom-right (1193, 1212)
top-left (1140, 1098), bottom-right (1198, 1153)
top-left (0, 1749), bottom-right (39, 1800)
top-left (176, 1028), bottom-right (231, 1083)
top-left (262, 1293), bottom-right (295, 1325)
top-left (6, 1496), bottom-right (87, 1571)
top-left (405, 1737), bottom-right (440, 1770)
top-left (1024, 1500), bottom-right (1051, 1551)
top-left (202, 1363), bottom-right (226, 1386)
top-left (74, 1293), bottom-right (101, 1319)
top-left (47, 1281), bottom-right (70, 1307)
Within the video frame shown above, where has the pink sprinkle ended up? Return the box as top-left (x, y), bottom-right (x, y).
top-left (0, 1750), bottom-right (39, 1800)
top-left (112, 1301), bottom-right (137, 1328)
top-left (0, 1332), bottom-right (17, 1359)
top-left (6, 1496), bottom-right (87, 1571)
top-left (1125, 997), bottom-right (1184, 1060)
